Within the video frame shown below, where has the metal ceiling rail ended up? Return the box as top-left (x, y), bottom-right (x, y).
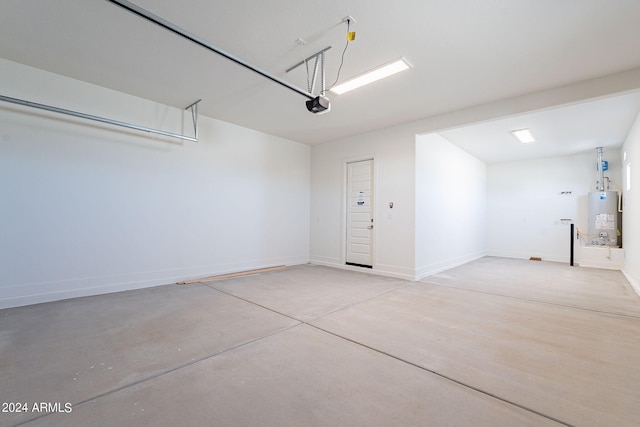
top-left (286, 46), bottom-right (332, 96)
top-left (285, 46), bottom-right (332, 74)
top-left (0, 94), bottom-right (201, 142)
top-left (106, 0), bottom-right (315, 101)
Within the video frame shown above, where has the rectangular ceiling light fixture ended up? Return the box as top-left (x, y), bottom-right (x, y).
top-left (330, 57), bottom-right (412, 95)
top-left (511, 128), bottom-right (535, 143)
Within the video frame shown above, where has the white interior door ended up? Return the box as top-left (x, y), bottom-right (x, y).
top-left (346, 159), bottom-right (373, 267)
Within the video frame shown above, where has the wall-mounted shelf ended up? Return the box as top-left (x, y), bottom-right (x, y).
top-left (0, 94), bottom-right (201, 142)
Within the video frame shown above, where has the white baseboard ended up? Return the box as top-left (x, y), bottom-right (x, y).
top-left (415, 251), bottom-right (486, 281)
top-left (373, 263), bottom-right (417, 281)
top-left (311, 255), bottom-right (485, 282)
top-left (0, 255), bottom-right (309, 310)
top-left (308, 255), bottom-right (342, 266)
top-left (486, 250), bottom-right (568, 263)
top-left (309, 258), bottom-right (414, 281)
top-left (622, 269), bottom-right (640, 298)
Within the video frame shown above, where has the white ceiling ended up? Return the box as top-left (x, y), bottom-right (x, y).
top-left (1, 0), bottom-right (640, 161)
top-left (437, 92), bottom-right (640, 163)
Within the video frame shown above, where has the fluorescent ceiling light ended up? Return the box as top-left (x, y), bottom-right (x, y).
top-left (511, 128), bottom-right (535, 143)
top-left (330, 58), bottom-right (412, 95)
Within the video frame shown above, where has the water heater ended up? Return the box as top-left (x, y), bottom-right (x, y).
top-left (587, 190), bottom-right (620, 246)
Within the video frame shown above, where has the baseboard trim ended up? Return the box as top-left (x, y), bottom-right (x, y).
top-left (0, 256), bottom-right (309, 310)
top-left (310, 258), bottom-right (414, 281)
top-left (622, 269), bottom-right (640, 298)
top-left (486, 251), bottom-right (569, 264)
top-left (415, 252), bottom-right (486, 281)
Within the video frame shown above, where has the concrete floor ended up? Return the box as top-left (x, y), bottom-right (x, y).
top-left (2, 257), bottom-right (639, 426)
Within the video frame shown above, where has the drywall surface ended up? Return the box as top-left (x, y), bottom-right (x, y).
top-left (622, 112), bottom-right (640, 295)
top-left (415, 134), bottom-right (487, 278)
top-left (487, 149), bottom-right (622, 263)
top-left (0, 58), bottom-right (310, 308)
top-left (309, 69), bottom-right (640, 282)
top-left (310, 127), bottom-right (416, 280)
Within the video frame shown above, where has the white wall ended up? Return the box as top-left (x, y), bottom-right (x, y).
top-left (487, 149), bottom-right (622, 263)
top-left (310, 127), bottom-right (416, 280)
top-left (622, 113), bottom-right (640, 295)
top-left (4, 58), bottom-right (640, 308)
top-left (309, 70), bottom-right (640, 282)
top-left (0, 59), bottom-right (310, 309)
top-left (415, 134), bottom-right (487, 278)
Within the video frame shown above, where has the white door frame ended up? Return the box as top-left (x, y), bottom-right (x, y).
top-left (342, 156), bottom-right (376, 268)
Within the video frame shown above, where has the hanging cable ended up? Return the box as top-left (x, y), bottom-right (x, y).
top-left (286, 14), bottom-right (356, 114)
top-left (329, 19), bottom-right (353, 90)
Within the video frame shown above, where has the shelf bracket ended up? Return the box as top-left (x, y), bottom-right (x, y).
top-left (185, 99), bottom-right (201, 141)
